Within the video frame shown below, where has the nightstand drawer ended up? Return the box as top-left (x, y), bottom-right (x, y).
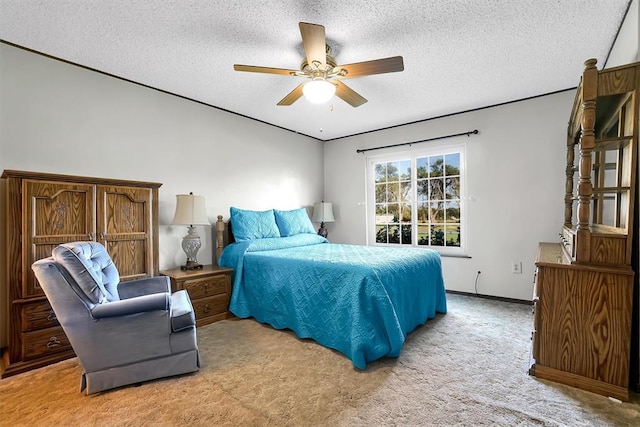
top-left (22, 326), bottom-right (71, 360)
top-left (183, 275), bottom-right (229, 299)
top-left (192, 294), bottom-right (229, 320)
top-left (161, 265), bottom-right (234, 328)
top-left (21, 300), bottom-right (59, 331)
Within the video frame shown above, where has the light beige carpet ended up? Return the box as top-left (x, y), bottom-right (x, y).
top-left (1, 293), bottom-right (639, 426)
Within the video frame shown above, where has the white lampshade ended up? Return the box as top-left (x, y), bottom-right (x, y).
top-left (171, 193), bottom-right (210, 226)
top-left (312, 202), bottom-right (335, 223)
top-left (303, 79), bottom-right (336, 104)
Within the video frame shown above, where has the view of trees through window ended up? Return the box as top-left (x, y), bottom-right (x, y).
top-left (373, 151), bottom-right (462, 248)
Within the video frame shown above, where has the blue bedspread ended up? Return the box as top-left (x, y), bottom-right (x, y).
top-left (219, 234), bottom-right (447, 369)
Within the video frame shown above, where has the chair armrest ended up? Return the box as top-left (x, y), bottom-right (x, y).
top-left (118, 276), bottom-right (171, 299)
top-left (90, 292), bottom-right (169, 319)
top-left (170, 290), bottom-right (196, 332)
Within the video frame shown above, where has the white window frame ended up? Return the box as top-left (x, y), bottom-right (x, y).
top-left (365, 143), bottom-right (467, 256)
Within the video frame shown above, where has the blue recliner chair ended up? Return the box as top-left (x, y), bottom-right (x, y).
top-left (31, 241), bottom-right (200, 394)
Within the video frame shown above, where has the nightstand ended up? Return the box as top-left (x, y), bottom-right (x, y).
top-left (160, 265), bottom-right (234, 327)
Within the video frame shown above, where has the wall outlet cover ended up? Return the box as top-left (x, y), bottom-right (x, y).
top-left (511, 261), bottom-right (522, 274)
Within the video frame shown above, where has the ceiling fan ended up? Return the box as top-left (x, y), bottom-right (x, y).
top-left (233, 22), bottom-right (404, 107)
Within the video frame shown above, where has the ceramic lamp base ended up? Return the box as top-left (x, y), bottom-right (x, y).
top-left (317, 222), bottom-right (328, 238)
top-left (180, 225), bottom-right (203, 270)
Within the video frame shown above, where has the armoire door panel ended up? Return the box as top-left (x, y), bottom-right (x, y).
top-left (102, 191), bottom-right (147, 233)
top-left (106, 239), bottom-right (148, 280)
top-left (97, 185), bottom-right (154, 280)
top-left (23, 180), bottom-right (96, 297)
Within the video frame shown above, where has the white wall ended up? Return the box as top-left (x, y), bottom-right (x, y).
top-left (607, 0), bottom-right (639, 66)
top-left (0, 43), bottom-right (323, 347)
top-left (324, 92), bottom-right (573, 301)
top-left (323, 0), bottom-right (639, 302)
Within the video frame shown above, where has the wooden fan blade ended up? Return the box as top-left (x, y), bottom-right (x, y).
top-left (299, 22), bottom-right (326, 69)
top-left (277, 83), bottom-right (305, 106)
top-left (335, 56), bottom-right (404, 79)
top-left (234, 64), bottom-right (298, 76)
top-left (334, 80), bottom-right (367, 107)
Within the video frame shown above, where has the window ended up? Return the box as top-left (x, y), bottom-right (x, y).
top-left (366, 144), bottom-right (466, 255)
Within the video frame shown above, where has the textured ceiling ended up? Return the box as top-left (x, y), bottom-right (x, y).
top-left (0, 0), bottom-right (632, 140)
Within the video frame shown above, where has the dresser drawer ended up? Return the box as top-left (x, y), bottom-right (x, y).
top-left (183, 275), bottom-right (229, 300)
top-left (22, 326), bottom-right (71, 360)
top-left (21, 300), bottom-right (59, 331)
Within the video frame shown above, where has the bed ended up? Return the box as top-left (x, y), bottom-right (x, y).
top-left (216, 207), bottom-right (447, 369)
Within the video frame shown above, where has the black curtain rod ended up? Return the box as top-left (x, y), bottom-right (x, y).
top-left (356, 129), bottom-right (479, 154)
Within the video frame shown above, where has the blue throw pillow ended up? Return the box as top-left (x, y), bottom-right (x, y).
top-left (274, 208), bottom-right (316, 237)
top-left (230, 207), bottom-right (280, 241)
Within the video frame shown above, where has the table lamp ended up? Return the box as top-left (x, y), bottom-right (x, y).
top-left (172, 192), bottom-right (209, 270)
top-left (312, 201), bottom-right (335, 238)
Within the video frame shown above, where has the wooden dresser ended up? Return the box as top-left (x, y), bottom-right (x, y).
top-left (532, 243), bottom-right (633, 401)
top-left (529, 60), bottom-right (638, 401)
top-left (161, 265), bottom-right (234, 327)
top-left (1, 170), bottom-right (161, 378)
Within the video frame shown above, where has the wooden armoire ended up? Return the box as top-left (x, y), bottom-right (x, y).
top-left (1, 170), bottom-right (161, 377)
top-left (530, 60), bottom-right (638, 401)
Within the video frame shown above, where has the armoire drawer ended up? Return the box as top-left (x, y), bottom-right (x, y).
top-left (22, 326), bottom-right (71, 360)
top-left (21, 300), bottom-right (59, 331)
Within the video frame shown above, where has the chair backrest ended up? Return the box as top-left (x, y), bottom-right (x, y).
top-left (51, 241), bottom-right (121, 303)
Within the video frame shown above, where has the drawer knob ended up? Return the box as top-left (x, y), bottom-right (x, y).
top-left (203, 304), bottom-right (210, 314)
top-left (46, 310), bottom-right (57, 321)
top-left (46, 336), bottom-right (61, 348)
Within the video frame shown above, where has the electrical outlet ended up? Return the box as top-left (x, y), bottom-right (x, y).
top-left (511, 261), bottom-right (522, 274)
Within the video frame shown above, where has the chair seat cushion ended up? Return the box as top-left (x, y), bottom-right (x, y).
top-left (170, 290), bottom-right (196, 332)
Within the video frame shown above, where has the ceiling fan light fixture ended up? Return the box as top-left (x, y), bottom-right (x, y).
top-left (302, 79), bottom-right (336, 104)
